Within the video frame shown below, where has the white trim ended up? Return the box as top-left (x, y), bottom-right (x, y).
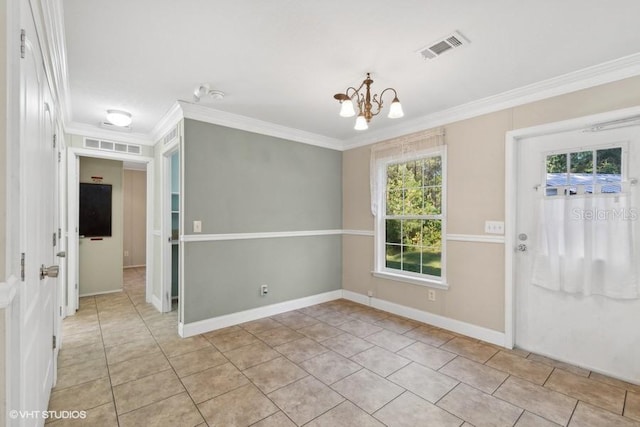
top-left (123, 264), bottom-right (146, 269)
top-left (181, 229), bottom-right (344, 242)
top-left (342, 230), bottom-right (505, 244)
top-left (151, 294), bottom-right (162, 312)
top-left (67, 147), bottom-right (155, 314)
top-left (343, 53), bottom-right (640, 150)
top-left (79, 289), bottom-right (122, 297)
top-left (372, 271), bottom-right (449, 290)
top-left (65, 121), bottom-right (153, 146)
top-left (342, 290), bottom-right (506, 347)
top-left (342, 229), bottom-right (375, 237)
top-left (68, 146), bottom-right (153, 163)
top-left (179, 290), bottom-right (343, 337)
top-left (503, 105), bottom-right (640, 351)
top-left (179, 101), bottom-right (343, 151)
top-left (446, 234), bottom-right (505, 244)
top-left (0, 276), bottom-right (19, 309)
top-left (150, 102), bottom-right (184, 143)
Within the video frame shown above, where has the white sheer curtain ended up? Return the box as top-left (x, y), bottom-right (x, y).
top-left (370, 128), bottom-right (445, 216)
top-left (532, 190), bottom-right (639, 299)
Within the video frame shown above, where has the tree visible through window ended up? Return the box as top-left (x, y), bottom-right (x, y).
top-left (384, 155), bottom-right (443, 278)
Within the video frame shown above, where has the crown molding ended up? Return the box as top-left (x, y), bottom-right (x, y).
top-left (178, 101), bottom-right (344, 151)
top-left (342, 52), bottom-right (640, 150)
top-left (65, 121), bottom-right (154, 146)
top-left (150, 101), bottom-right (184, 143)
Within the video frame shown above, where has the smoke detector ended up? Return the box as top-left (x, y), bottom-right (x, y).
top-left (194, 84), bottom-right (225, 102)
top-left (416, 31), bottom-right (470, 60)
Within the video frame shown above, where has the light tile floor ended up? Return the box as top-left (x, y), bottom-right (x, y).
top-left (48, 267), bottom-right (640, 426)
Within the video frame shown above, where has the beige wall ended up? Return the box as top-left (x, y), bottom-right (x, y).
top-left (123, 169), bottom-right (147, 267)
top-left (79, 157), bottom-right (124, 295)
top-left (343, 75), bottom-right (640, 333)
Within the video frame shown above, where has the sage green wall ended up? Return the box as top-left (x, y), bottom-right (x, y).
top-left (182, 120), bottom-right (342, 323)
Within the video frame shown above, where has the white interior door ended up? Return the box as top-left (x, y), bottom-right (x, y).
top-left (18, 1), bottom-right (58, 417)
top-left (515, 126), bottom-right (640, 382)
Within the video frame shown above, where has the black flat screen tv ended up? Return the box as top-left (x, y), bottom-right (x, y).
top-left (79, 183), bottom-right (112, 237)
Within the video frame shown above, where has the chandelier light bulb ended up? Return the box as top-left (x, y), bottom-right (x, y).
top-left (339, 99), bottom-right (356, 117)
top-left (388, 97), bottom-right (404, 119)
top-left (106, 109), bottom-right (132, 127)
top-left (354, 114), bottom-right (368, 130)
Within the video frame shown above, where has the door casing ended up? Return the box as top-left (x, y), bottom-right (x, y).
top-left (504, 105), bottom-right (640, 349)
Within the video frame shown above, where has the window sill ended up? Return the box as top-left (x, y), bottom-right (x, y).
top-left (372, 271), bottom-right (449, 290)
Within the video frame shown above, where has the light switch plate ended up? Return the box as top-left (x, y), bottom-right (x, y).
top-left (193, 220), bottom-right (202, 233)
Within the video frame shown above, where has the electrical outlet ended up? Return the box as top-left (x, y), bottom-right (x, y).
top-left (193, 220), bottom-right (202, 233)
top-left (484, 220), bottom-right (504, 235)
top-left (428, 289), bottom-right (436, 301)
top-left (260, 284), bottom-right (268, 296)
top-left (124, 250), bottom-right (129, 257)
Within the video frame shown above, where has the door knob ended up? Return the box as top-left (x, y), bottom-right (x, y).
top-left (40, 264), bottom-right (59, 280)
top-left (516, 244), bottom-right (527, 252)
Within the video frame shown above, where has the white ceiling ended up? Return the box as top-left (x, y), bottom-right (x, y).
top-left (62, 0), bottom-right (640, 145)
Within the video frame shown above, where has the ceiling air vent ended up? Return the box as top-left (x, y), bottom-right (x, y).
top-left (83, 137), bottom-right (142, 156)
top-left (417, 31), bottom-right (469, 60)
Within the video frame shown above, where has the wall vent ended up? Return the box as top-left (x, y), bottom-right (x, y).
top-left (84, 137), bottom-right (142, 155)
top-left (416, 31), bottom-right (470, 60)
top-left (163, 127), bottom-right (178, 145)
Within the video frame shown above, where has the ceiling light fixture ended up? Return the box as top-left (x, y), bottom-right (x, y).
top-left (333, 72), bottom-right (404, 131)
top-left (106, 109), bottom-right (133, 127)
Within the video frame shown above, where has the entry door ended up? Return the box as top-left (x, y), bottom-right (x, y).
top-left (18, 2), bottom-right (58, 416)
top-left (515, 126), bottom-right (640, 382)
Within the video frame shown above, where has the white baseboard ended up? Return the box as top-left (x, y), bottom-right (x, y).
top-left (341, 290), bottom-right (506, 347)
top-left (79, 289), bottom-right (123, 297)
top-left (180, 289), bottom-right (343, 337)
top-left (151, 294), bottom-right (162, 312)
top-left (123, 264), bottom-right (146, 269)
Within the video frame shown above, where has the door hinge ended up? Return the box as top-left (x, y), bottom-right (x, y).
top-left (20, 253), bottom-right (25, 281)
top-left (52, 335), bottom-right (56, 350)
top-left (20, 29), bottom-right (25, 59)
top-left (53, 134), bottom-right (57, 148)
top-left (58, 228), bottom-right (62, 239)
top-left (53, 232), bottom-right (57, 247)
top-left (59, 306), bottom-right (62, 316)
top-left (58, 151), bottom-right (61, 163)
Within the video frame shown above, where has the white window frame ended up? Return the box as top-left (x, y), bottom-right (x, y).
top-left (373, 145), bottom-right (448, 289)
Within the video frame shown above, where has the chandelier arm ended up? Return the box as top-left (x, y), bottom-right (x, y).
top-left (370, 94), bottom-right (383, 116)
top-left (379, 87), bottom-right (399, 100)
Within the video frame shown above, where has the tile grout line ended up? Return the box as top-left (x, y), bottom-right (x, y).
top-left (126, 283), bottom-right (211, 425)
top-left (94, 295), bottom-right (122, 427)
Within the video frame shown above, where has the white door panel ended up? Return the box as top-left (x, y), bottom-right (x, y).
top-left (16, 0), bottom-right (58, 422)
top-left (515, 127), bottom-right (640, 382)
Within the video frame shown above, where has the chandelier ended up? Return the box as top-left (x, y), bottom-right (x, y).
top-left (333, 72), bottom-right (404, 130)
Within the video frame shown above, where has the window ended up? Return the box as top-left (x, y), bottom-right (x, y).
top-left (373, 146), bottom-right (446, 288)
top-left (545, 146), bottom-right (623, 196)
